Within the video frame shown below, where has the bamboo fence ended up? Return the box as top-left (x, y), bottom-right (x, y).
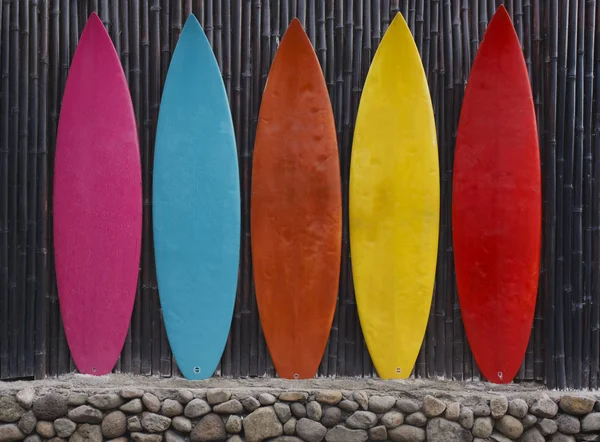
top-left (0, 0), bottom-right (598, 389)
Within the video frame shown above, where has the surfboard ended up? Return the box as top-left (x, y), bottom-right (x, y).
top-left (251, 18), bottom-right (341, 379)
top-left (349, 12), bottom-right (439, 380)
top-left (153, 14), bottom-right (240, 380)
top-left (453, 5), bottom-right (541, 384)
top-left (53, 13), bottom-right (142, 376)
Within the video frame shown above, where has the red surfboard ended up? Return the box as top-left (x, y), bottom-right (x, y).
top-left (452, 6), bottom-right (541, 384)
top-left (251, 19), bottom-right (341, 379)
top-left (53, 13), bottom-right (142, 375)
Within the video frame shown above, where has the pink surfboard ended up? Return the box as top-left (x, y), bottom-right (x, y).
top-left (53, 13), bottom-right (142, 375)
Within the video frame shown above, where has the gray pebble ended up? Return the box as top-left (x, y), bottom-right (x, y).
top-left (284, 417), bottom-right (297, 435)
top-left (184, 398), bottom-right (211, 418)
top-left (473, 401), bottom-right (491, 417)
top-left (368, 425), bottom-right (387, 441)
top-left (120, 388), bottom-right (144, 399)
top-left (346, 411), bottom-right (378, 430)
top-left (176, 390), bottom-right (193, 405)
top-left (405, 412), bottom-right (427, 427)
top-left (556, 414), bottom-right (580, 435)
top-left (380, 410), bottom-right (404, 429)
top-left (472, 417), bottom-right (493, 439)
top-left (161, 399), bottom-right (184, 417)
top-left (396, 399), bottom-right (420, 414)
top-left (171, 416), bottom-right (192, 433)
top-left (241, 396), bottom-right (261, 411)
top-left (339, 400), bottom-right (359, 412)
top-left (369, 396), bottom-right (396, 414)
top-left (296, 418), bottom-right (327, 442)
top-left (422, 395), bottom-right (446, 417)
top-left (120, 398), bottom-right (143, 414)
top-left (225, 415), bottom-right (242, 433)
top-left (491, 396), bottom-right (508, 419)
top-left (538, 417), bottom-right (558, 435)
top-left (522, 414), bottom-right (537, 429)
top-left (307, 401), bottom-right (322, 421)
top-left (275, 403), bottom-right (292, 423)
top-left (35, 421), bottom-right (55, 439)
top-left (206, 389), bottom-right (231, 405)
top-left (495, 415), bottom-right (523, 439)
top-left (508, 399), bottom-right (528, 419)
top-left (291, 402), bottom-right (307, 419)
top-left (458, 406), bottom-right (474, 429)
top-left (213, 399), bottom-right (243, 414)
top-left (444, 402), bottom-right (460, 421)
top-left (17, 411), bottom-right (36, 435)
top-left (258, 393), bottom-right (277, 406)
top-left (321, 407), bottom-right (341, 428)
top-left (142, 393), bottom-right (161, 413)
top-left (53, 418), bottom-right (76, 438)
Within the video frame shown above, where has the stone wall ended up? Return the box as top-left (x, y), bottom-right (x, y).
top-left (0, 383), bottom-right (599, 442)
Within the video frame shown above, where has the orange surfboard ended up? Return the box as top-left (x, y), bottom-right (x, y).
top-left (251, 19), bottom-right (341, 379)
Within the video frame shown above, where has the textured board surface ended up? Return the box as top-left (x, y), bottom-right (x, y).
top-left (53, 13), bottom-right (142, 376)
top-left (153, 15), bottom-right (240, 380)
top-left (251, 19), bottom-right (341, 379)
top-left (453, 6), bottom-right (541, 384)
top-left (349, 13), bottom-right (439, 380)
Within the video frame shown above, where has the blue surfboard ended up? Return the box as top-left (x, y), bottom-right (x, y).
top-left (153, 14), bottom-right (240, 380)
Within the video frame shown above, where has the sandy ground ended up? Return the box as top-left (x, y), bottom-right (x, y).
top-left (1, 374), bottom-right (597, 403)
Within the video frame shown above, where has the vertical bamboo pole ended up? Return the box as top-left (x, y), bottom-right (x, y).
top-left (56, 0), bottom-right (71, 376)
top-left (518, 0), bottom-right (532, 381)
top-left (129, 0), bottom-right (142, 376)
top-left (8, 0), bottom-right (19, 379)
top-left (435, 0), bottom-right (446, 377)
top-left (545, 0), bottom-right (558, 389)
top-left (122, 0), bottom-right (130, 84)
top-left (254, 0), bottom-right (268, 377)
top-left (341, 0), bottom-right (355, 376)
top-left (352, 0), bottom-right (364, 376)
top-left (450, 0), bottom-right (463, 381)
top-left (231, 0), bottom-right (242, 377)
top-left (171, 0), bottom-right (182, 46)
top-left (138, 0), bottom-right (153, 376)
top-left (479, 0), bottom-right (487, 42)
top-left (223, 0), bottom-right (231, 95)
top-left (372, 0), bottom-right (380, 52)
top-left (441, 0), bottom-right (454, 379)
top-left (240, 0), bottom-right (251, 377)
top-left (460, 0), bottom-right (471, 381)
top-left (554, 0), bottom-right (569, 390)
top-left (382, 0), bottom-right (390, 34)
top-left (23, 0), bottom-right (35, 378)
top-left (426, 0), bottom-right (439, 378)
top-left (459, 1), bottom-right (469, 73)
top-left (219, 0), bottom-right (233, 377)
top-left (592, 0), bottom-right (600, 389)
top-left (215, 0), bottom-right (223, 68)
top-left (581, 0), bottom-right (595, 389)
top-left (470, 0), bottom-right (479, 58)
top-left (571, 0), bottom-right (585, 389)
top-left (34, 0), bottom-right (49, 380)
top-left (333, 0), bottom-right (345, 376)
top-left (532, 0), bottom-right (545, 382)
top-left (46, 0), bottom-right (59, 378)
top-left (205, 0), bottom-right (213, 45)
top-left (563, 0), bottom-right (579, 388)
top-left (307, 0), bottom-right (315, 44)
top-left (0, 0), bottom-right (10, 379)
top-left (391, 0), bottom-right (399, 16)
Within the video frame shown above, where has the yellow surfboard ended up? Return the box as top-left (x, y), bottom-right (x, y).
top-left (350, 12), bottom-right (439, 379)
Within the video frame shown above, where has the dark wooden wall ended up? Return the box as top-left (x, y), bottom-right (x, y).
top-left (0, 0), bottom-right (597, 389)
